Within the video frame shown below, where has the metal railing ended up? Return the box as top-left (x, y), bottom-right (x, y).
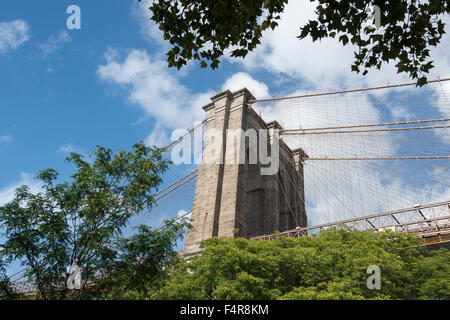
top-left (251, 201), bottom-right (450, 240)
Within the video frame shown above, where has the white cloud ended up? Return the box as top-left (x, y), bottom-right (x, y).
top-left (39, 30), bottom-right (71, 57)
top-left (177, 209), bottom-right (191, 220)
top-left (427, 15), bottom-right (450, 80)
top-left (435, 79), bottom-right (450, 118)
top-left (387, 104), bottom-right (415, 121)
top-left (97, 49), bottom-right (215, 146)
top-left (226, 1), bottom-right (450, 90)
top-left (97, 48), bottom-right (275, 137)
top-left (0, 173), bottom-right (42, 206)
top-left (98, 49), bottom-right (209, 128)
top-left (58, 143), bottom-right (85, 155)
top-left (431, 79), bottom-right (450, 144)
top-left (222, 72), bottom-right (270, 99)
top-left (0, 135), bottom-right (13, 143)
top-left (0, 20), bottom-right (31, 54)
top-left (97, 50), bottom-right (274, 148)
top-left (131, 0), bottom-right (166, 47)
top-left (103, 46), bottom-right (118, 62)
top-left (145, 123), bottom-right (169, 147)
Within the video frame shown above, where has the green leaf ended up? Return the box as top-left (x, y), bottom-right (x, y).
top-left (339, 35), bottom-right (349, 46)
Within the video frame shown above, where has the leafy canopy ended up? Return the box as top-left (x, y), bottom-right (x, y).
top-left (0, 143), bottom-right (187, 300)
top-left (154, 228), bottom-right (450, 300)
top-left (143, 0), bottom-right (450, 85)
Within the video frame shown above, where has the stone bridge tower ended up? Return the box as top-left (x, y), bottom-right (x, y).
top-left (184, 88), bottom-right (307, 254)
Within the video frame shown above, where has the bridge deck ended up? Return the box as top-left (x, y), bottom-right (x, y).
top-left (251, 201), bottom-right (450, 242)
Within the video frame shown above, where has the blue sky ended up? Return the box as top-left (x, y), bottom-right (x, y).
top-left (1, 1), bottom-right (449, 271)
top-left (0, 1), bottom-right (275, 189)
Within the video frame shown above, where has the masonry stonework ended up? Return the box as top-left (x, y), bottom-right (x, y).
top-left (184, 88), bottom-right (307, 253)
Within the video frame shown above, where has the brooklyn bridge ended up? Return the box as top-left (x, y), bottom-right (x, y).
top-left (8, 78), bottom-right (450, 294)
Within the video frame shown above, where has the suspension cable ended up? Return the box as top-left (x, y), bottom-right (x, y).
top-left (248, 77), bottom-right (450, 104)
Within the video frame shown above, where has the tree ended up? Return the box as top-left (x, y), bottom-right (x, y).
top-left (154, 228), bottom-right (450, 300)
top-left (0, 257), bottom-right (20, 300)
top-left (142, 0), bottom-right (450, 85)
top-left (0, 143), bottom-right (188, 300)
